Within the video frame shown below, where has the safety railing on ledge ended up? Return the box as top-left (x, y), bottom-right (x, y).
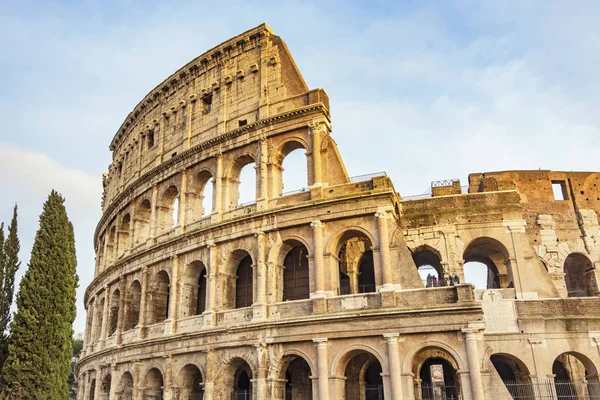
top-left (350, 171), bottom-right (387, 182)
top-left (402, 185), bottom-right (470, 201)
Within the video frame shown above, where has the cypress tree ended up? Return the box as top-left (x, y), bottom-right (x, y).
top-left (0, 192), bottom-right (78, 400)
top-left (0, 206), bottom-right (20, 370)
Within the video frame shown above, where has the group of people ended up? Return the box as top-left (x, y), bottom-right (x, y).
top-left (425, 273), bottom-right (460, 288)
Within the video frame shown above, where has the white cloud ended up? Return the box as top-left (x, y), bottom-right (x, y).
top-left (0, 143), bottom-right (101, 333)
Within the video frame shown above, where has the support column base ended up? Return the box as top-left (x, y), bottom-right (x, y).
top-left (380, 290), bottom-right (397, 308)
top-left (252, 303), bottom-right (268, 321)
top-left (312, 297), bottom-right (327, 314)
top-left (202, 310), bottom-right (217, 328)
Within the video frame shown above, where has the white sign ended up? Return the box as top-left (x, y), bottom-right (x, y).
top-left (481, 290), bottom-right (519, 333)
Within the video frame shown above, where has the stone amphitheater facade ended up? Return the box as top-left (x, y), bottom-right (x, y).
top-left (77, 24), bottom-right (600, 400)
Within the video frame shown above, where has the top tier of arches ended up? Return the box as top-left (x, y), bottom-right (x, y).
top-left (101, 23), bottom-right (335, 216)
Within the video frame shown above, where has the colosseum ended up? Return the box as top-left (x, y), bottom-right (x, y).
top-left (77, 24), bottom-right (600, 400)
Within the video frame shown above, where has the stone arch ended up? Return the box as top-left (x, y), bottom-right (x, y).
top-left (148, 269), bottom-right (170, 324)
top-left (463, 236), bottom-right (512, 289)
top-left (281, 240), bottom-right (310, 302)
top-left (226, 153), bottom-right (257, 209)
top-left (403, 341), bottom-right (466, 374)
top-left (412, 245), bottom-right (444, 287)
top-left (267, 234), bottom-right (313, 303)
top-left (488, 353), bottom-right (535, 399)
top-left (186, 169), bottom-right (215, 223)
top-left (327, 227), bottom-right (377, 295)
top-left (116, 371), bottom-right (134, 400)
top-left (101, 372), bottom-right (112, 395)
top-left (271, 138), bottom-right (309, 196)
top-left (93, 297), bottom-right (105, 341)
top-left (180, 260), bottom-right (208, 317)
top-left (143, 367), bottom-right (164, 399)
top-left (217, 356), bottom-right (255, 400)
top-left (552, 351), bottom-right (600, 399)
top-left (564, 252), bottom-right (597, 297)
top-left (332, 344), bottom-right (387, 400)
top-left (156, 184), bottom-right (180, 235)
top-left (107, 225), bottom-right (117, 264)
top-left (135, 198), bottom-right (152, 243)
top-left (276, 350), bottom-right (314, 400)
top-left (176, 363), bottom-right (205, 399)
top-left (224, 249), bottom-right (254, 309)
top-left (123, 280), bottom-right (141, 331)
top-left (331, 343), bottom-right (388, 377)
top-left (88, 378), bottom-right (96, 400)
top-left (409, 344), bottom-right (463, 399)
top-left (118, 213), bottom-right (131, 256)
top-left (108, 287), bottom-right (120, 336)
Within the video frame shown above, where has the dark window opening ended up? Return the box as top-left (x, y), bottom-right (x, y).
top-left (147, 131), bottom-right (155, 149)
top-left (202, 94), bottom-right (213, 115)
top-left (239, 119), bottom-right (247, 127)
top-left (171, 152), bottom-right (177, 158)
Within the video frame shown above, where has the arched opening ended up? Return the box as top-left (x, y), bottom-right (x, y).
top-left (186, 170), bottom-right (214, 224)
top-left (412, 347), bottom-right (461, 400)
top-left (101, 373), bottom-right (111, 396)
top-left (283, 244), bottom-right (310, 301)
top-left (233, 363), bottom-right (253, 400)
top-left (85, 301), bottom-right (95, 346)
top-left (149, 270), bottom-right (170, 324)
top-left (227, 155), bottom-right (257, 209)
top-left (463, 237), bottom-right (512, 290)
top-left (336, 231), bottom-right (376, 295)
top-left (564, 253), bottom-right (597, 297)
top-left (235, 255), bottom-right (253, 309)
top-left (143, 368), bottom-right (164, 399)
top-left (274, 141), bottom-right (308, 196)
top-left (123, 280), bottom-right (141, 331)
top-left (107, 225), bottom-right (116, 264)
top-left (97, 235), bottom-right (105, 269)
top-left (553, 352), bottom-right (600, 400)
top-left (342, 351), bottom-right (384, 400)
top-left (93, 298), bottom-right (105, 341)
top-left (118, 214), bottom-right (131, 256)
top-left (283, 357), bottom-right (312, 400)
top-left (135, 199), bottom-right (151, 243)
top-left (490, 354), bottom-right (534, 399)
top-left (180, 261), bottom-right (207, 318)
top-left (177, 364), bottom-right (204, 400)
top-left (157, 185), bottom-right (179, 234)
top-left (88, 379), bottom-right (96, 400)
top-left (108, 289), bottom-right (120, 336)
top-left (413, 246), bottom-right (449, 287)
top-left (116, 372), bottom-right (134, 400)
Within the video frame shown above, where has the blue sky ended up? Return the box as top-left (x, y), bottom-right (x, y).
top-left (0, 0), bottom-right (599, 333)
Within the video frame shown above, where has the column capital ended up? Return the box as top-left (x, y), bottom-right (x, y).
top-left (375, 211), bottom-right (388, 219)
top-left (383, 332), bottom-right (400, 342)
top-left (311, 220), bottom-right (323, 229)
top-left (255, 231), bottom-right (266, 238)
top-left (313, 337), bottom-right (328, 344)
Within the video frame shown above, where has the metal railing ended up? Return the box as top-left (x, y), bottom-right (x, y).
top-left (497, 379), bottom-right (600, 400)
top-left (431, 179), bottom-right (459, 188)
top-left (349, 171), bottom-right (387, 182)
top-left (232, 389), bottom-right (251, 400)
top-left (365, 384), bottom-right (384, 400)
top-left (285, 387), bottom-right (313, 399)
top-left (421, 384), bottom-right (460, 400)
top-left (339, 284), bottom-right (376, 295)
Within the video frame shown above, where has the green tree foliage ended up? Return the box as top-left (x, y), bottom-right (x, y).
top-left (0, 206), bottom-right (21, 370)
top-left (0, 192), bottom-right (78, 400)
